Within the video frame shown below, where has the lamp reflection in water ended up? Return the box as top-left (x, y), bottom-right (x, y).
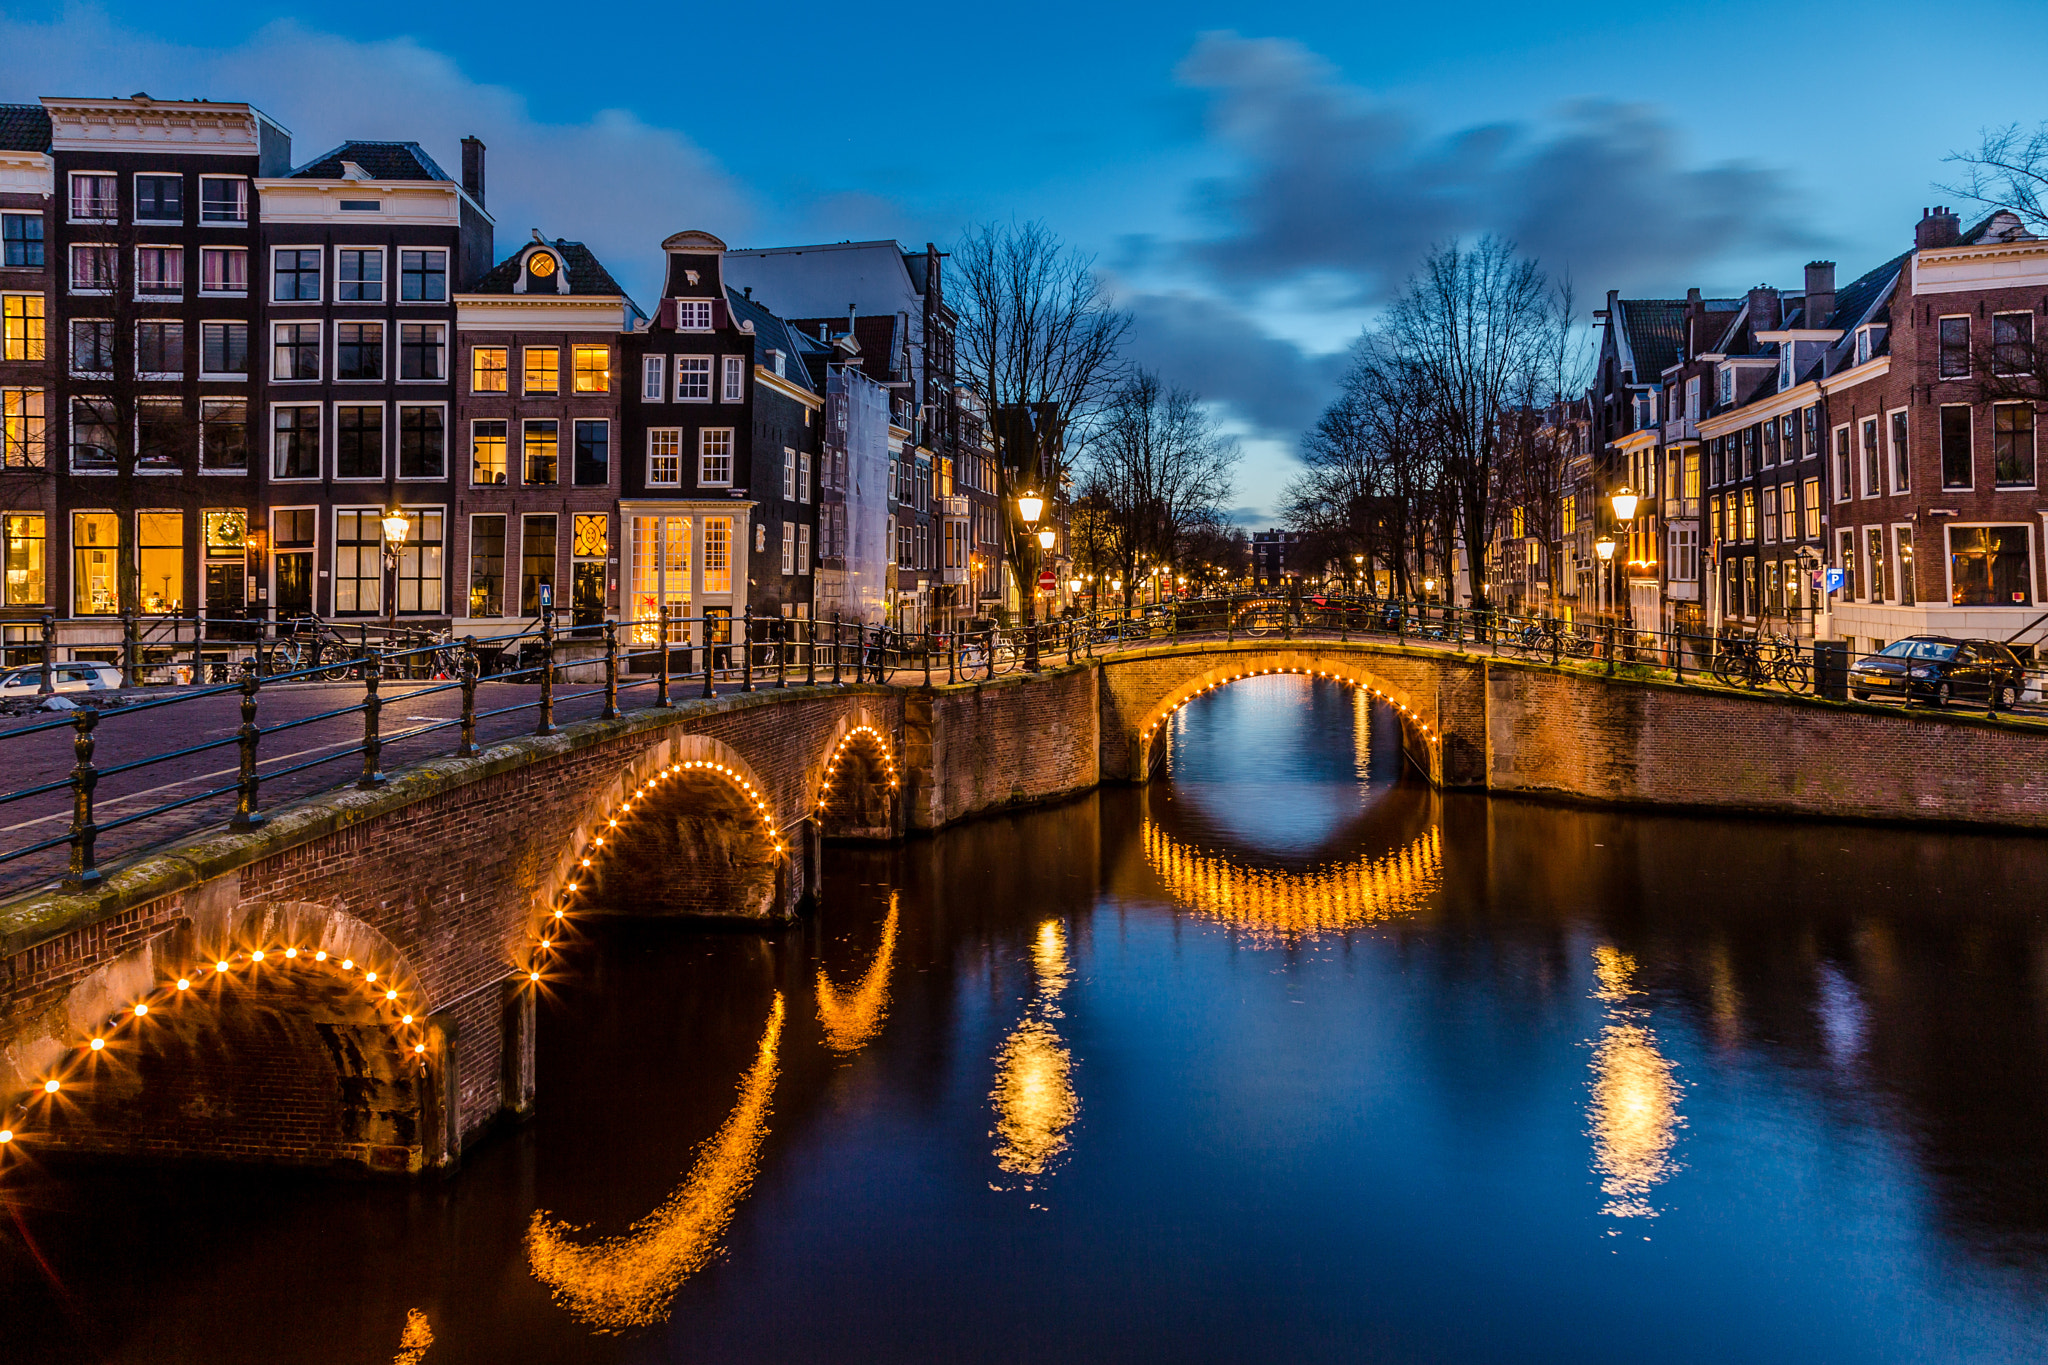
top-left (390, 1309), bottom-right (433, 1365)
top-left (1587, 946), bottom-right (1683, 1219)
top-left (526, 994), bottom-right (785, 1331)
top-left (991, 921), bottom-right (1079, 1185)
top-left (1141, 820), bottom-right (1442, 944)
top-left (816, 893), bottom-right (900, 1055)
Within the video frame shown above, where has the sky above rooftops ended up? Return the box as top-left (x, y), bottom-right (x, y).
top-left (3, 0), bottom-right (2035, 523)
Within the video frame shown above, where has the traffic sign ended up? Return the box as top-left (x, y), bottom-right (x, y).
top-left (1823, 567), bottom-right (1845, 595)
top-left (1037, 569), bottom-right (1056, 592)
top-left (538, 582), bottom-right (553, 609)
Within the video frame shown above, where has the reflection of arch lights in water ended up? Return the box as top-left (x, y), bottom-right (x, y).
top-left (1587, 946), bottom-right (1682, 1219)
top-left (526, 994), bottom-right (785, 1332)
top-left (390, 1308), bottom-right (433, 1365)
top-left (816, 894), bottom-right (900, 1054)
top-left (991, 921), bottom-right (1079, 1183)
top-left (1141, 820), bottom-right (1442, 944)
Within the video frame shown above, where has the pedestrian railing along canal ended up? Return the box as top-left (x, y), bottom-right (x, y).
top-left (3, 593), bottom-right (2043, 898)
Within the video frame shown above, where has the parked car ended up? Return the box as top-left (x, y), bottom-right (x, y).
top-left (1847, 636), bottom-right (2025, 708)
top-left (0, 662), bottom-right (123, 695)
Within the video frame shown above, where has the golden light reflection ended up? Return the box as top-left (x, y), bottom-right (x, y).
top-left (526, 994), bottom-right (785, 1331)
top-left (1586, 946), bottom-right (1682, 1219)
top-left (816, 895), bottom-right (899, 1054)
top-left (991, 920), bottom-right (1079, 1184)
top-left (391, 1308), bottom-right (433, 1365)
top-left (1141, 820), bottom-right (1441, 944)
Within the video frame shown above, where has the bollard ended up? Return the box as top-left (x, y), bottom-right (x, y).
top-left (37, 613), bottom-right (53, 696)
top-left (602, 620), bottom-right (620, 719)
top-left (64, 708), bottom-right (101, 888)
top-left (231, 659), bottom-right (265, 827)
top-left (458, 639), bottom-right (479, 755)
top-left (538, 618), bottom-right (559, 733)
top-left (359, 647), bottom-right (386, 787)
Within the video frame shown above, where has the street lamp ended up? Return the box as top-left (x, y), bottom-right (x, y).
top-left (381, 508), bottom-right (410, 628)
top-left (1595, 534), bottom-right (1617, 622)
top-left (1608, 488), bottom-right (1639, 628)
top-left (1017, 492), bottom-right (1044, 526)
top-left (1016, 492), bottom-right (1045, 669)
top-left (1037, 527), bottom-right (1055, 552)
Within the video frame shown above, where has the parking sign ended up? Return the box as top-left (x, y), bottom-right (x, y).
top-left (1823, 567), bottom-right (1845, 595)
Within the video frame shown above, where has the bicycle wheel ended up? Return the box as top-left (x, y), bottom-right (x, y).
top-left (1775, 657), bottom-right (1811, 691)
top-left (1710, 652), bottom-right (1742, 688)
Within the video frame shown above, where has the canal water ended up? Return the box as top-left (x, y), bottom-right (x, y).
top-left (8, 675), bottom-right (2048, 1362)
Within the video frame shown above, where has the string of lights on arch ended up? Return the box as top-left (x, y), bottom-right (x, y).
top-left (0, 941), bottom-right (431, 1157)
top-left (534, 756), bottom-right (792, 987)
top-left (1140, 667), bottom-right (1441, 748)
top-left (1142, 819), bottom-right (1443, 944)
top-left (815, 724), bottom-right (900, 813)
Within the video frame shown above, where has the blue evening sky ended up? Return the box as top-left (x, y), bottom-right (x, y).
top-left (5, 0), bottom-right (2040, 521)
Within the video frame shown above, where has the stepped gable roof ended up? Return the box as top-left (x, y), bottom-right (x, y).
top-left (0, 104), bottom-right (51, 152)
top-left (471, 239), bottom-right (630, 299)
top-left (291, 140), bottom-right (450, 181)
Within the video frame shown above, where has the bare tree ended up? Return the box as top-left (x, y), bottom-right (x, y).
top-left (1941, 124), bottom-right (2048, 234)
top-left (1082, 370), bottom-right (1238, 608)
top-left (1384, 237), bottom-right (1555, 611)
top-left (950, 222), bottom-right (1128, 650)
top-left (1493, 278), bottom-right (1587, 610)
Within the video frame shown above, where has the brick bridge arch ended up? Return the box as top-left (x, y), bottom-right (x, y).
top-left (816, 719), bottom-right (903, 840)
top-left (1096, 642), bottom-right (1475, 786)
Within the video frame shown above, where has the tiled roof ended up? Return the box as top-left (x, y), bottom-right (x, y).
top-left (726, 287), bottom-right (830, 392)
top-left (290, 141), bottom-right (451, 182)
top-left (471, 239), bottom-right (635, 305)
top-left (1823, 252), bottom-right (1907, 332)
top-left (0, 104), bottom-right (51, 153)
top-left (1616, 299), bottom-right (1691, 379)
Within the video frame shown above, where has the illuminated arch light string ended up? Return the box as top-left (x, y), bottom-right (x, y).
top-left (816, 724), bottom-right (900, 813)
top-left (535, 755), bottom-right (791, 985)
top-left (1142, 819), bottom-right (1444, 944)
top-left (1137, 667), bottom-right (1442, 747)
top-left (0, 944), bottom-right (429, 1161)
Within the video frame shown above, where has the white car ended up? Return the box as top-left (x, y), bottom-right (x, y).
top-left (0, 662), bottom-right (123, 695)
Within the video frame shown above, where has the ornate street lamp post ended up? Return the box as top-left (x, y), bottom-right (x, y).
top-left (1017, 491), bottom-right (1044, 670)
top-left (1608, 487), bottom-right (1639, 631)
top-left (381, 508), bottom-right (410, 630)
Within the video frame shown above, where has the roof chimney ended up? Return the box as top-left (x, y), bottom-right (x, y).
top-left (1746, 284), bottom-right (1782, 333)
top-left (461, 136), bottom-right (486, 208)
top-left (1916, 205), bottom-right (1960, 251)
top-left (1803, 261), bottom-right (1836, 326)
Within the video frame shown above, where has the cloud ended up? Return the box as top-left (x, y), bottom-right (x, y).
top-left (1174, 31), bottom-right (1814, 303)
top-left (0, 6), bottom-right (751, 304)
top-left (1123, 290), bottom-right (1346, 438)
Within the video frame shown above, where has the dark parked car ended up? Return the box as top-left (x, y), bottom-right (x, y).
top-left (1847, 636), bottom-right (2026, 708)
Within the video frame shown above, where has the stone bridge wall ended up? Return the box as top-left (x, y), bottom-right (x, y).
top-left (7, 640), bottom-right (2048, 1174)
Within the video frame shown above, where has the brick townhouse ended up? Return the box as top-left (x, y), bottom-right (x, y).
top-left (452, 233), bottom-right (634, 639)
top-left (256, 137), bottom-right (492, 627)
top-left (0, 104), bottom-right (53, 663)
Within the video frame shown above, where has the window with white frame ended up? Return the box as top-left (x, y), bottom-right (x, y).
top-left (199, 176), bottom-right (248, 224)
top-left (398, 249), bottom-right (446, 301)
top-left (398, 323), bottom-right (445, 381)
top-left (648, 428), bottom-right (681, 486)
top-left (271, 405), bottom-right (320, 480)
top-left (1832, 425), bottom-right (1851, 501)
top-left (1685, 377), bottom-right (1700, 422)
top-left (135, 246), bottom-right (182, 296)
top-left (1938, 316), bottom-right (1971, 379)
top-left (337, 248), bottom-right (383, 302)
top-left (136, 320), bottom-right (183, 378)
top-left (70, 319), bottom-right (111, 375)
top-left (1761, 486), bottom-right (1778, 543)
top-left (783, 446), bottom-right (796, 499)
top-left (642, 355), bottom-right (665, 401)
top-left (2, 294), bottom-right (43, 362)
top-left (781, 522), bottom-right (795, 574)
top-left (134, 174), bottom-right (181, 223)
top-left (1887, 409), bottom-right (1909, 494)
top-left (722, 354), bottom-right (744, 402)
top-left (677, 299), bottom-right (713, 330)
top-left (273, 248), bottom-right (320, 302)
top-left (272, 322), bottom-right (319, 382)
top-left (199, 246), bottom-right (247, 295)
top-left (1780, 482), bottom-right (1798, 542)
top-left (799, 450), bottom-right (811, 503)
top-left (1717, 365), bottom-right (1733, 407)
top-left (797, 522), bottom-right (811, 574)
top-left (3, 388), bottom-right (46, 469)
top-left (2, 212), bottom-right (43, 268)
top-left (1994, 312), bottom-right (2033, 376)
top-left (69, 244), bottom-right (114, 294)
top-left (702, 517), bottom-right (732, 593)
top-left (1861, 417), bottom-right (1880, 497)
top-left (698, 427), bottom-right (733, 485)
top-left (200, 400), bottom-right (247, 472)
top-left (675, 355), bottom-right (711, 401)
top-left (69, 174), bottom-right (116, 223)
top-left (335, 321), bottom-right (383, 381)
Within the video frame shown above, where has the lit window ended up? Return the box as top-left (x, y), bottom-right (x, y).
top-left (702, 517), bottom-right (731, 594)
top-left (472, 347), bottom-right (507, 393)
top-left (1, 295), bottom-right (43, 362)
top-left (2, 389), bottom-right (45, 469)
top-left (4, 513), bottom-right (44, 605)
top-left (524, 347), bottom-right (559, 395)
top-left (573, 346), bottom-right (609, 393)
top-left (523, 419), bottom-right (558, 485)
top-left (471, 420), bottom-right (507, 486)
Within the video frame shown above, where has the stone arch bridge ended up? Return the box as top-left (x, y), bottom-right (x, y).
top-left (3, 639), bottom-right (2045, 1173)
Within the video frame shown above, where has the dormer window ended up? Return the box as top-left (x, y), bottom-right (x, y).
top-left (677, 299), bottom-right (713, 331)
top-left (767, 348), bottom-right (785, 378)
top-left (1717, 365), bottom-right (1733, 406)
top-left (524, 250), bottom-right (559, 293)
top-left (1779, 349), bottom-right (1792, 391)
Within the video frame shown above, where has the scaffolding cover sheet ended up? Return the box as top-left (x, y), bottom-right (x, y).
top-left (829, 367), bottom-right (890, 625)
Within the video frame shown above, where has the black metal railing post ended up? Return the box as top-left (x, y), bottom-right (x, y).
top-left (702, 614), bottom-right (716, 699)
top-left (777, 618), bottom-right (788, 688)
top-left (537, 618), bottom-right (559, 734)
top-left (602, 619), bottom-right (620, 720)
top-left (832, 613), bottom-right (843, 686)
top-left (120, 610), bottom-right (137, 688)
top-left (1674, 630), bottom-right (1686, 684)
top-left (1606, 623), bottom-right (1617, 676)
top-left (949, 627), bottom-right (958, 684)
top-left (37, 613), bottom-right (53, 696)
top-left (657, 606), bottom-right (672, 707)
top-left (1067, 616), bottom-right (1076, 665)
top-left (231, 659), bottom-right (265, 827)
top-left (804, 614), bottom-right (817, 687)
top-left (458, 638), bottom-right (479, 756)
top-left (923, 627), bottom-right (933, 687)
top-left (63, 708), bottom-right (101, 889)
top-left (742, 606), bottom-right (756, 692)
top-left (358, 647), bottom-right (386, 788)
top-left (987, 625), bottom-right (996, 681)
